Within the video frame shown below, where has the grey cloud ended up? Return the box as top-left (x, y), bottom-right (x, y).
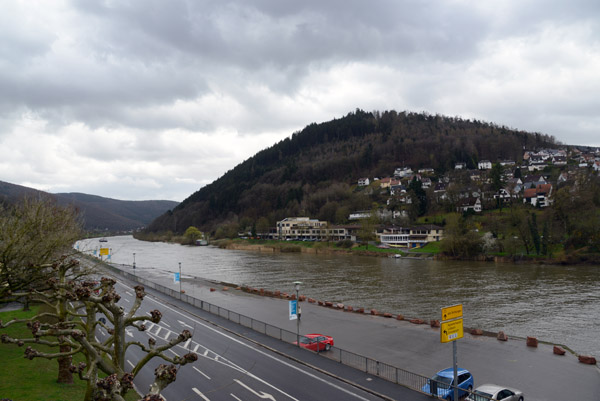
top-left (1, 0), bottom-right (599, 202)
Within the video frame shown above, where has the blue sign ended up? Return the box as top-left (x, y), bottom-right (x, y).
top-left (289, 300), bottom-right (298, 320)
top-left (174, 272), bottom-right (180, 283)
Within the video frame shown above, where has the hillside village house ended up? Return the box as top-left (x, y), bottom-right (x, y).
top-left (358, 177), bottom-right (370, 186)
top-left (522, 175), bottom-right (547, 189)
top-left (478, 160), bottom-right (492, 170)
top-left (523, 184), bottom-right (553, 207)
top-left (394, 167), bottom-right (413, 178)
top-left (458, 197), bottom-right (482, 213)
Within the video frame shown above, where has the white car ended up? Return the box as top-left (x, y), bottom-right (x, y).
top-left (467, 384), bottom-right (524, 401)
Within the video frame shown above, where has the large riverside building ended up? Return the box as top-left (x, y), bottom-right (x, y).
top-left (272, 217), bottom-right (442, 248)
top-left (377, 225), bottom-right (443, 248)
top-left (274, 217), bottom-right (358, 242)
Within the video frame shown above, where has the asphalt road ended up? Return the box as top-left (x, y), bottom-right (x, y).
top-left (97, 278), bottom-right (428, 401)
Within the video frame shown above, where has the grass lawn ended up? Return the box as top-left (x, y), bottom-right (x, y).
top-left (409, 241), bottom-right (441, 253)
top-left (0, 306), bottom-right (139, 401)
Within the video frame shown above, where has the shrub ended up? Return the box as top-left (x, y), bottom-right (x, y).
top-left (336, 240), bottom-right (354, 248)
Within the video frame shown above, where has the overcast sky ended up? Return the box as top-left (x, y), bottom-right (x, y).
top-left (1, 1), bottom-right (599, 202)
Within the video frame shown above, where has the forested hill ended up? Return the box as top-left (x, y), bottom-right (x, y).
top-left (145, 109), bottom-right (558, 234)
top-left (0, 180), bottom-right (178, 233)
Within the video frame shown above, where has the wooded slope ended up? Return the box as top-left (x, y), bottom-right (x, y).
top-left (146, 109), bottom-right (557, 234)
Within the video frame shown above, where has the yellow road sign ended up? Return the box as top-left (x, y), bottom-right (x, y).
top-left (441, 304), bottom-right (463, 322)
top-left (100, 248), bottom-right (109, 256)
top-left (441, 318), bottom-right (464, 343)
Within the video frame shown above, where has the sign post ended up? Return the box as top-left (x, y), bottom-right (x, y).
top-left (441, 304), bottom-right (463, 401)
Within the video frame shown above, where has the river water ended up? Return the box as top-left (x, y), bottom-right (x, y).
top-left (77, 235), bottom-right (600, 356)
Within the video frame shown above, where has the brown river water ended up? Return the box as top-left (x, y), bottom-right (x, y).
top-left (77, 235), bottom-right (600, 356)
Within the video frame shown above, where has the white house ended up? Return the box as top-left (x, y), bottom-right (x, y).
top-left (523, 184), bottom-right (553, 207)
top-left (358, 177), bottom-right (370, 186)
top-left (394, 167), bottom-right (413, 178)
top-left (458, 197), bottom-right (482, 213)
top-left (478, 160), bottom-right (492, 170)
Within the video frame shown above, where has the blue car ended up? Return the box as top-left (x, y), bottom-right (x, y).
top-left (422, 367), bottom-right (474, 401)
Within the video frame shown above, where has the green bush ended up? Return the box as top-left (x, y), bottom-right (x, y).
top-left (336, 240), bottom-right (354, 248)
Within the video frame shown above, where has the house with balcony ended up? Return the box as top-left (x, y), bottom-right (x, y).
top-left (523, 184), bottom-right (553, 207)
top-left (378, 225), bottom-right (443, 248)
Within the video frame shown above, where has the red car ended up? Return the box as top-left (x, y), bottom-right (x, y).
top-left (295, 333), bottom-right (334, 351)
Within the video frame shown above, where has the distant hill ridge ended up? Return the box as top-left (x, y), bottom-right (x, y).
top-left (0, 180), bottom-right (178, 233)
top-left (145, 109), bottom-right (559, 234)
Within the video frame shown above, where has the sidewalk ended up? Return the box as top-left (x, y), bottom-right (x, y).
top-left (108, 263), bottom-right (600, 401)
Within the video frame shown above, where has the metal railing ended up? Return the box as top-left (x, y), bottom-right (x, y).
top-left (101, 261), bottom-right (489, 400)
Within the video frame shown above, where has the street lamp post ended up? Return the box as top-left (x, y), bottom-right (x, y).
top-left (179, 262), bottom-right (182, 293)
top-left (133, 253), bottom-right (136, 273)
top-left (294, 281), bottom-right (302, 346)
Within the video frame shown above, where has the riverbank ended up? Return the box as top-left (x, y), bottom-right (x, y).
top-left (213, 238), bottom-right (600, 265)
top-left (213, 238), bottom-right (437, 259)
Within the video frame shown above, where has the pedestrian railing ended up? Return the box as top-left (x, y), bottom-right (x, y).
top-left (102, 261), bottom-right (489, 400)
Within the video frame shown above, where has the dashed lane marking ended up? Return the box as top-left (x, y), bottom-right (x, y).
top-left (192, 387), bottom-right (211, 401)
top-left (193, 366), bottom-right (211, 380)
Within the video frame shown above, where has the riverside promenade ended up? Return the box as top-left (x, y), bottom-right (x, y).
top-left (108, 263), bottom-right (600, 401)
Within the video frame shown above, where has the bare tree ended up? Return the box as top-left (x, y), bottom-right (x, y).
top-left (1, 266), bottom-right (197, 401)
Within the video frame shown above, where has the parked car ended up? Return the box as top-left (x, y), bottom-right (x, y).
top-left (294, 333), bottom-right (334, 351)
top-left (467, 384), bottom-right (524, 401)
top-left (421, 367), bottom-right (474, 401)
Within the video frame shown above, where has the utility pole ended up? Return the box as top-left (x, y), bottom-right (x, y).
top-left (294, 281), bottom-right (302, 346)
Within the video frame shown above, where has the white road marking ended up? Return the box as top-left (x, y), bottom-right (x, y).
top-left (127, 360), bottom-right (135, 368)
top-left (168, 349), bottom-right (179, 357)
top-left (125, 291), bottom-right (133, 296)
top-left (193, 344), bottom-right (200, 352)
top-left (183, 339), bottom-right (191, 349)
top-left (193, 366), bottom-right (211, 380)
top-left (192, 388), bottom-right (211, 401)
top-left (178, 319), bottom-right (193, 328)
top-left (154, 327), bottom-right (162, 336)
top-left (122, 298), bottom-right (130, 303)
top-left (162, 321), bottom-right (171, 328)
top-left (234, 379), bottom-right (276, 400)
top-left (230, 394), bottom-right (242, 401)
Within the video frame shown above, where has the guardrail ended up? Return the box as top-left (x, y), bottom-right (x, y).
top-left (101, 261), bottom-right (490, 401)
